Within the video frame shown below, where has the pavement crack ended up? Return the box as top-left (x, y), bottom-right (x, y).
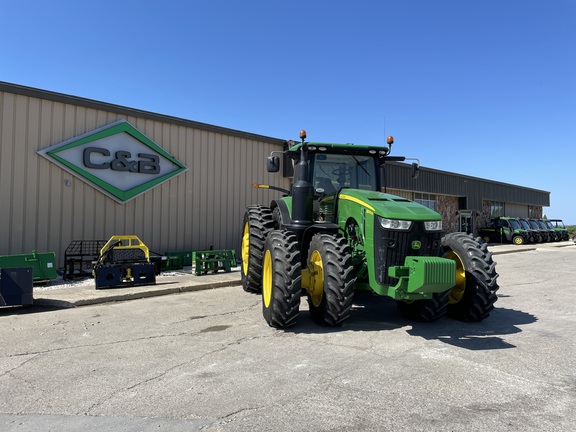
top-left (3, 332), bottom-right (191, 358)
top-left (0, 353), bottom-right (40, 378)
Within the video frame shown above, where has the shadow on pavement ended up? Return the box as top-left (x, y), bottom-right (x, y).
top-left (287, 290), bottom-right (538, 351)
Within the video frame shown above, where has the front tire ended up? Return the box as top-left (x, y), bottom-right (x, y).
top-left (512, 235), bottom-right (524, 245)
top-left (441, 232), bottom-right (499, 321)
top-left (305, 233), bottom-right (355, 326)
top-left (397, 292), bottom-right (449, 322)
top-left (241, 205), bottom-right (274, 293)
top-left (262, 230), bottom-right (301, 328)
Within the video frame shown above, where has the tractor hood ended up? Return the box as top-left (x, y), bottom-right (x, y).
top-left (338, 189), bottom-right (441, 221)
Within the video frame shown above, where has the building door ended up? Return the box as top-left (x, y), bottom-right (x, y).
top-left (459, 210), bottom-right (474, 234)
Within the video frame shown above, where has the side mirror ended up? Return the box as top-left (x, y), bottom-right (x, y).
top-left (411, 162), bottom-right (420, 179)
top-left (267, 156), bottom-right (280, 172)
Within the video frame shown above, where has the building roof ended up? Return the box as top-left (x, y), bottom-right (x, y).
top-left (0, 81), bottom-right (285, 146)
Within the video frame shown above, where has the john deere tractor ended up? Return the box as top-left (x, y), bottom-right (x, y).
top-left (241, 131), bottom-right (498, 328)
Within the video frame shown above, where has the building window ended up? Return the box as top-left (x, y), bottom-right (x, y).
top-left (491, 202), bottom-right (504, 217)
top-left (415, 193), bottom-right (436, 211)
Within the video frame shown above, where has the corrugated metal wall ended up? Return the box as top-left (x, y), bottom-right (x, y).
top-left (384, 162), bottom-right (550, 210)
top-left (0, 84), bottom-right (289, 265)
top-left (506, 203), bottom-right (530, 218)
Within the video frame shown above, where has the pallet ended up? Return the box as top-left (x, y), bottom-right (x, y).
top-left (193, 250), bottom-right (237, 276)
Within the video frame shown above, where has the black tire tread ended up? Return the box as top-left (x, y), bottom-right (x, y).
top-left (241, 205), bottom-right (274, 293)
top-left (397, 291), bottom-right (449, 322)
top-left (262, 230), bottom-right (301, 328)
top-left (307, 233), bottom-right (355, 326)
top-left (441, 232), bottom-right (499, 321)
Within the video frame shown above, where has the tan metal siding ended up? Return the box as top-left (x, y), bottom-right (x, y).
top-left (0, 89), bottom-right (289, 266)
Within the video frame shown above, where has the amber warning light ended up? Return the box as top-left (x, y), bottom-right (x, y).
top-left (300, 130), bottom-right (307, 140)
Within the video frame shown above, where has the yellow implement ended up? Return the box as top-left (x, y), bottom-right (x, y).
top-left (93, 235), bottom-right (156, 289)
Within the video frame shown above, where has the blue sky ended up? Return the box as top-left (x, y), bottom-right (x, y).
top-left (1, 0), bottom-right (575, 223)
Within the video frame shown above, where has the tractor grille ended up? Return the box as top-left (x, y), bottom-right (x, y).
top-left (374, 217), bottom-right (442, 286)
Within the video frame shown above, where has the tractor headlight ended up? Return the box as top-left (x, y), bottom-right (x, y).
top-left (424, 221), bottom-right (442, 231)
top-left (379, 217), bottom-right (412, 231)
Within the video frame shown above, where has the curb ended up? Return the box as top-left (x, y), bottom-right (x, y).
top-left (491, 247), bottom-right (537, 255)
top-left (33, 279), bottom-right (241, 308)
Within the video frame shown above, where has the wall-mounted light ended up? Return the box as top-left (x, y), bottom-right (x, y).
top-left (64, 179), bottom-right (71, 187)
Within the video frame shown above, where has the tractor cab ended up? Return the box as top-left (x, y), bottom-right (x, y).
top-left (290, 145), bottom-right (382, 222)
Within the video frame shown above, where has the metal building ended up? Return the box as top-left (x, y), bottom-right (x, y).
top-left (0, 82), bottom-right (550, 266)
top-left (0, 82), bottom-right (288, 265)
top-left (382, 162), bottom-right (549, 234)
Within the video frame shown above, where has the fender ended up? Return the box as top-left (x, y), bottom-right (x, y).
top-left (271, 198), bottom-right (292, 227)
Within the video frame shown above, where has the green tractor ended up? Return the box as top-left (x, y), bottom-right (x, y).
top-left (241, 131), bottom-right (498, 328)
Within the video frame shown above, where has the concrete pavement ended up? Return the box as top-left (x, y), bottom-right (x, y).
top-left (30, 241), bottom-right (573, 309)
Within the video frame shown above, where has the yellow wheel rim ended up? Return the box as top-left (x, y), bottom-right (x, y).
top-left (263, 250), bottom-right (272, 307)
top-left (445, 250), bottom-right (466, 304)
top-left (308, 250), bottom-right (324, 307)
top-left (514, 236), bottom-right (523, 245)
top-left (241, 222), bottom-right (249, 276)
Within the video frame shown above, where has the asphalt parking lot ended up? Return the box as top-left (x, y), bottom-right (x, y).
top-left (1, 242), bottom-right (575, 431)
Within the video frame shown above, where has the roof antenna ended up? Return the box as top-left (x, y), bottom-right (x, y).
top-left (383, 116), bottom-right (386, 146)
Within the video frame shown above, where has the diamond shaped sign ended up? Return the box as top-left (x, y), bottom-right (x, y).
top-left (38, 120), bottom-right (187, 203)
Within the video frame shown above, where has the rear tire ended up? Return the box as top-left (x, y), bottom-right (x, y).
top-left (262, 230), bottom-right (301, 328)
top-left (241, 205), bottom-right (274, 293)
top-left (441, 232), bottom-right (499, 321)
top-left (305, 233), bottom-right (355, 326)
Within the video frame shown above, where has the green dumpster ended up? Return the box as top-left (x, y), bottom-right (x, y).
top-left (164, 251), bottom-right (194, 266)
top-left (0, 251), bottom-right (57, 282)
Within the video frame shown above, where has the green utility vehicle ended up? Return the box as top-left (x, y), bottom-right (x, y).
top-left (531, 219), bottom-right (556, 242)
top-left (526, 219), bottom-right (551, 242)
top-left (479, 217), bottom-right (530, 245)
top-left (518, 218), bottom-right (542, 243)
top-left (241, 131), bottom-right (498, 328)
top-left (544, 219), bottom-right (569, 241)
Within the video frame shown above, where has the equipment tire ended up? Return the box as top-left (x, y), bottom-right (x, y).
top-left (272, 206), bottom-right (284, 230)
top-left (441, 232), bottom-right (499, 321)
top-left (512, 235), bottom-right (524, 245)
top-left (262, 230), bottom-right (301, 328)
top-left (397, 291), bottom-right (449, 322)
top-left (305, 233), bottom-right (355, 326)
top-left (241, 205), bottom-right (274, 293)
